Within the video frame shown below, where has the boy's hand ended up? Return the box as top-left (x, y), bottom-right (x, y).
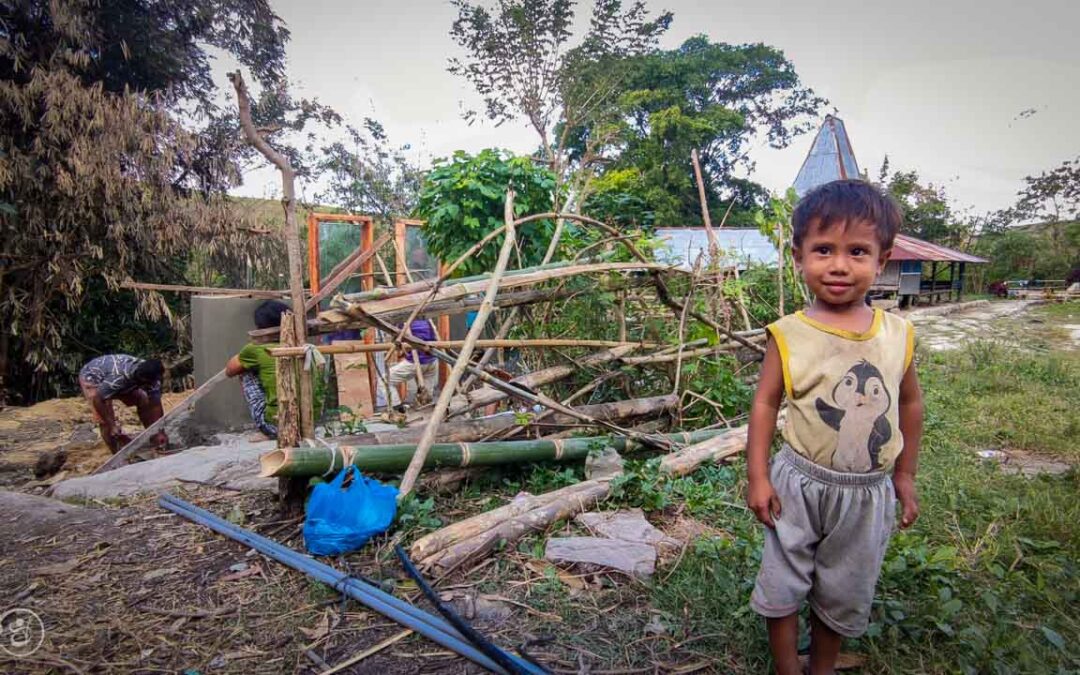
top-left (892, 472), bottom-right (919, 528)
top-left (747, 478), bottom-right (782, 528)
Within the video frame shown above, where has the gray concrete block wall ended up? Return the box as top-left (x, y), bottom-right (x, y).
top-left (191, 295), bottom-right (266, 431)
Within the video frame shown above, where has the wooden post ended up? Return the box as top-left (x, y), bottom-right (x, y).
top-left (276, 312), bottom-right (300, 448)
top-left (958, 262), bottom-right (965, 302)
top-left (230, 71), bottom-right (314, 439)
top-left (275, 312), bottom-right (306, 511)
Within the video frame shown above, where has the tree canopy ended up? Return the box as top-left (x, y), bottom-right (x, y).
top-left (0, 0), bottom-right (300, 401)
top-left (579, 36), bottom-right (823, 227)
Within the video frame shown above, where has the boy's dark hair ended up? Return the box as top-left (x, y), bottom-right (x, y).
top-left (254, 300), bottom-right (291, 330)
top-left (792, 179), bottom-right (903, 250)
top-left (134, 359), bottom-right (163, 384)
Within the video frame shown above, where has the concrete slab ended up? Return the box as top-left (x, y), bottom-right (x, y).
top-left (50, 438), bottom-right (277, 500)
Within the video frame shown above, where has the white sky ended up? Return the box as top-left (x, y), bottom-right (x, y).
top-left (229, 0), bottom-right (1080, 217)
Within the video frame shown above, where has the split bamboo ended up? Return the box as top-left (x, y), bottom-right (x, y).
top-left (266, 338), bottom-right (661, 358)
top-left (337, 395), bottom-right (677, 446)
top-left (258, 429), bottom-right (723, 478)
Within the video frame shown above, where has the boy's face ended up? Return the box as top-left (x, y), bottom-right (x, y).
top-left (793, 218), bottom-right (891, 309)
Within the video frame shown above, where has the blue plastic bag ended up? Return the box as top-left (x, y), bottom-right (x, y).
top-left (302, 466), bottom-right (398, 556)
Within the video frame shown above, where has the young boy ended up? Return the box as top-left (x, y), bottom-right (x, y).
top-left (746, 180), bottom-right (924, 675)
top-left (226, 300), bottom-right (289, 439)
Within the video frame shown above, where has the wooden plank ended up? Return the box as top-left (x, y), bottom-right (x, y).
top-left (121, 282), bottom-right (289, 298)
top-left (90, 369), bottom-right (229, 475)
top-left (304, 231), bottom-right (392, 311)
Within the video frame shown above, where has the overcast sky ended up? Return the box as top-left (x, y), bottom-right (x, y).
top-left (230, 0), bottom-right (1079, 217)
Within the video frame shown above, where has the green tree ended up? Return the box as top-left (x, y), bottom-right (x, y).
top-left (0, 0), bottom-right (323, 402)
top-left (578, 36), bottom-right (823, 227)
top-left (448, 0), bottom-right (672, 205)
top-left (414, 149), bottom-right (556, 277)
top-left (316, 118), bottom-right (424, 221)
top-left (878, 159), bottom-right (971, 247)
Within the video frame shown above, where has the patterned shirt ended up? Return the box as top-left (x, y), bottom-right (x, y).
top-left (79, 354), bottom-right (161, 400)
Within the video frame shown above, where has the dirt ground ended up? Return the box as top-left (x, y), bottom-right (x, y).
top-left (1, 299), bottom-right (1075, 674)
top-left (0, 393), bottom-right (191, 489)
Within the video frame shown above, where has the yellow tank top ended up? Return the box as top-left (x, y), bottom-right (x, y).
top-left (767, 309), bottom-right (914, 472)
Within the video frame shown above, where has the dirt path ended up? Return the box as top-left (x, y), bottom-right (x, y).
top-left (906, 300), bottom-right (1075, 352)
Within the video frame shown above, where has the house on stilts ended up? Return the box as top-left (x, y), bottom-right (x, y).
top-left (793, 115), bottom-right (988, 307)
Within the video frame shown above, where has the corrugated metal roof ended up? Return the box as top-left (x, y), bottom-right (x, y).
top-left (655, 228), bottom-right (778, 268)
top-left (890, 234), bottom-right (988, 263)
top-left (793, 116), bottom-right (861, 197)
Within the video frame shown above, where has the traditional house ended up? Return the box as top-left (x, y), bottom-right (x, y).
top-left (793, 115), bottom-right (988, 306)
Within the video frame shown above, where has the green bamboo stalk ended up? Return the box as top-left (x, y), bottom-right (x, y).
top-left (259, 429), bottom-right (724, 477)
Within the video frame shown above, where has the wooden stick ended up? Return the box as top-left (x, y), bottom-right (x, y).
top-left (397, 191), bottom-right (521, 500)
top-left (121, 282), bottom-right (289, 298)
top-left (229, 71), bottom-right (313, 438)
top-left (691, 149), bottom-right (719, 254)
top-left (304, 231), bottom-right (391, 311)
top-left (322, 629), bottom-right (413, 675)
top-left (91, 369), bottom-right (229, 474)
top-left (672, 256), bottom-right (701, 397)
top-left (266, 338), bottom-right (661, 357)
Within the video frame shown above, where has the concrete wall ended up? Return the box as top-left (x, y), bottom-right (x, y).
top-left (191, 295), bottom-right (266, 431)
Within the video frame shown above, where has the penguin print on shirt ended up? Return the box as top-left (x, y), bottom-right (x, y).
top-left (815, 360), bottom-right (893, 471)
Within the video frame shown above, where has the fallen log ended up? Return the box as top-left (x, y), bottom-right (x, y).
top-left (338, 395), bottom-right (677, 446)
top-left (409, 480), bottom-right (603, 561)
top-left (420, 479), bottom-right (614, 573)
top-left (259, 428), bottom-right (722, 478)
top-left (659, 414), bottom-right (782, 477)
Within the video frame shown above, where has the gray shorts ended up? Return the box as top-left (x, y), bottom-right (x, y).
top-left (750, 446), bottom-right (896, 637)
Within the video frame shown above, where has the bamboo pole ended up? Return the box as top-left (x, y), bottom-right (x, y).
top-left (396, 191), bottom-right (520, 500)
top-left (229, 71), bottom-right (313, 438)
top-left (439, 343), bottom-right (639, 420)
top-left (90, 369), bottom-right (229, 474)
top-left (259, 429), bottom-right (720, 478)
top-left (120, 281), bottom-right (289, 298)
top-left (691, 149), bottom-right (719, 254)
top-left (658, 423), bottom-right (749, 477)
top-left (266, 338), bottom-right (661, 358)
top-left (304, 231), bottom-right (391, 311)
top-left (621, 333), bottom-right (767, 365)
top-left (337, 395), bottom-right (676, 446)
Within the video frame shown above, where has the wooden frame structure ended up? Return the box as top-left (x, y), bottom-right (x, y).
top-left (306, 214), bottom-right (449, 415)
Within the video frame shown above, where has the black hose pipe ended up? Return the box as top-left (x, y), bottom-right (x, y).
top-left (394, 544), bottom-right (550, 675)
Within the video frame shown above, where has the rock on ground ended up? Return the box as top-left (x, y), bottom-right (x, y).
top-left (50, 438), bottom-right (277, 500)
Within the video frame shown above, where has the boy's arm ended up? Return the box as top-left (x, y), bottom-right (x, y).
top-left (747, 338), bottom-right (785, 528)
top-left (225, 355), bottom-right (246, 377)
top-left (893, 361), bottom-right (924, 528)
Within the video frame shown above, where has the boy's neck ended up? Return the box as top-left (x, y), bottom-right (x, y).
top-left (803, 297), bottom-right (875, 332)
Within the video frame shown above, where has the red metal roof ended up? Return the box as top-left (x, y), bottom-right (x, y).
top-left (889, 234), bottom-right (987, 263)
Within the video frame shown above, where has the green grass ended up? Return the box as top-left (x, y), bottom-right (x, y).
top-left (642, 342), bottom-right (1079, 673)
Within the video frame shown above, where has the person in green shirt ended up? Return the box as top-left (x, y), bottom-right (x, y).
top-left (226, 300), bottom-right (288, 438)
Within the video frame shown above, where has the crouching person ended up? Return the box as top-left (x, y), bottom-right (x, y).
top-left (79, 354), bottom-right (167, 453)
top-left (226, 300), bottom-right (288, 439)
top-left (386, 319), bottom-right (438, 412)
